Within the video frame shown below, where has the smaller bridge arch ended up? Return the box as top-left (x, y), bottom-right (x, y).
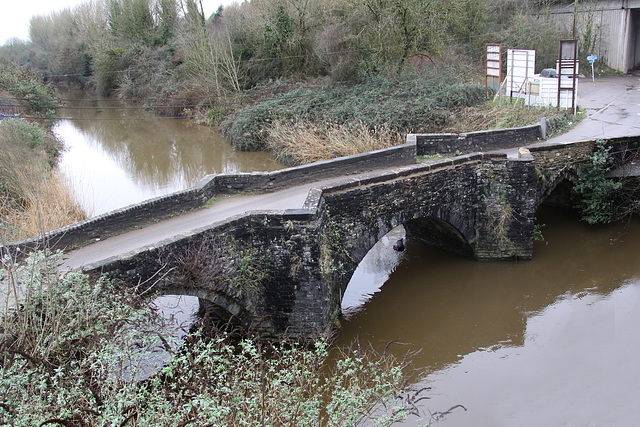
top-left (159, 286), bottom-right (259, 331)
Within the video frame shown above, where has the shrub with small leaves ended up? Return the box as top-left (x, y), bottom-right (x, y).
top-left (572, 140), bottom-right (624, 224)
top-left (0, 251), bottom-right (418, 426)
top-left (220, 74), bottom-right (491, 152)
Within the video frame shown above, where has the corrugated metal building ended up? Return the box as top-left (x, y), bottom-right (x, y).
top-left (550, 0), bottom-right (640, 72)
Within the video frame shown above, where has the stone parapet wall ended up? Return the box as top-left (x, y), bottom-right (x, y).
top-left (3, 143), bottom-right (416, 256)
top-left (410, 124), bottom-right (542, 156)
top-left (214, 143), bottom-right (416, 193)
top-left (6, 179), bottom-right (218, 256)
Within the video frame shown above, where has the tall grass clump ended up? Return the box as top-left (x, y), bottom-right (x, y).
top-left (0, 250), bottom-right (419, 426)
top-left (0, 119), bottom-right (86, 241)
top-left (267, 120), bottom-right (403, 165)
top-left (3, 171), bottom-right (86, 240)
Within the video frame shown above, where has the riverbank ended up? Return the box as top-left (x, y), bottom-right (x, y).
top-left (0, 61), bottom-right (86, 241)
top-left (218, 73), bottom-right (577, 165)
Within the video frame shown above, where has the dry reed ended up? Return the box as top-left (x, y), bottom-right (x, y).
top-left (1, 170), bottom-right (86, 241)
top-left (5, 171), bottom-right (86, 240)
top-left (0, 120), bottom-right (86, 242)
top-left (442, 100), bottom-right (564, 133)
top-left (266, 120), bottom-right (403, 165)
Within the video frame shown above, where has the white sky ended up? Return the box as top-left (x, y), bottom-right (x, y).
top-left (1, 0), bottom-right (237, 45)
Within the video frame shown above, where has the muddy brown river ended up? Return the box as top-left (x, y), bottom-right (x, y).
top-left (339, 206), bottom-right (640, 426)
top-left (56, 90), bottom-right (640, 425)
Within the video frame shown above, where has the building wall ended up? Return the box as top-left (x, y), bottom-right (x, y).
top-left (549, 1), bottom-right (640, 72)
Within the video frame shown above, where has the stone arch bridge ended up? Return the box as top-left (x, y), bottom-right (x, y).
top-left (6, 133), bottom-right (640, 337)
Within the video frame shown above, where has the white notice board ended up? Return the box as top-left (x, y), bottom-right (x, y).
top-left (506, 49), bottom-right (536, 97)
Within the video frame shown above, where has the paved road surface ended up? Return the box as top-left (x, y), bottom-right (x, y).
top-left (61, 75), bottom-right (640, 271)
top-left (545, 75), bottom-right (640, 142)
top-left (60, 166), bottom-right (418, 271)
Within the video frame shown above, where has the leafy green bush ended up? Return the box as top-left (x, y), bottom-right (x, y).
top-left (572, 140), bottom-right (623, 224)
top-left (221, 74), bottom-right (491, 151)
top-left (0, 59), bottom-right (58, 118)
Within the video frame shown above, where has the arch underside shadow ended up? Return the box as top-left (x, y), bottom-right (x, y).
top-left (403, 216), bottom-right (473, 259)
top-left (159, 286), bottom-right (258, 330)
top-left (338, 216), bottom-right (473, 316)
top-left (537, 166), bottom-right (580, 209)
top-left (539, 178), bottom-right (576, 210)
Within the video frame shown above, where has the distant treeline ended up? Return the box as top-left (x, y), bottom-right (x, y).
top-left (0, 0), bottom-right (570, 102)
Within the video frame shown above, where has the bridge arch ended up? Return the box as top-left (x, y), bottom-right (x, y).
top-left (536, 167), bottom-right (581, 209)
top-left (323, 206), bottom-right (476, 310)
top-left (159, 286), bottom-right (259, 330)
top-left (340, 226), bottom-right (405, 317)
top-left (339, 216), bottom-right (472, 318)
top-left (343, 213), bottom-right (473, 266)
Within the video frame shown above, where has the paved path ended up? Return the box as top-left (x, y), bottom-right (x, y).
top-left (60, 166), bottom-right (419, 271)
top-left (61, 75), bottom-right (640, 271)
top-left (543, 75), bottom-right (640, 143)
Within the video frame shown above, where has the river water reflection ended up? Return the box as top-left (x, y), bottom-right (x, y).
top-left (55, 90), bottom-right (283, 216)
top-left (339, 206), bottom-right (640, 426)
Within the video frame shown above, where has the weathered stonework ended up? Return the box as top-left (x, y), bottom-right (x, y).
top-left (82, 153), bottom-right (543, 337)
top-left (529, 135), bottom-right (640, 206)
top-left (5, 126), bottom-right (640, 338)
top-left (410, 124), bottom-right (543, 156)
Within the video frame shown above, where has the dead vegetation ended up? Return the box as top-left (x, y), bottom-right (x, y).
top-left (443, 99), bottom-right (575, 134)
top-left (0, 119), bottom-right (86, 242)
top-left (267, 121), bottom-right (403, 165)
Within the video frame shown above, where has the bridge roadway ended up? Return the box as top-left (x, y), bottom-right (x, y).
top-left (61, 75), bottom-right (640, 272)
top-left (60, 165), bottom-right (421, 271)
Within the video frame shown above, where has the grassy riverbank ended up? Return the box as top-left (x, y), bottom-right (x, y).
top-left (220, 73), bottom-right (577, 165)
top-left (0, 60), bottom-right (86, 242)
